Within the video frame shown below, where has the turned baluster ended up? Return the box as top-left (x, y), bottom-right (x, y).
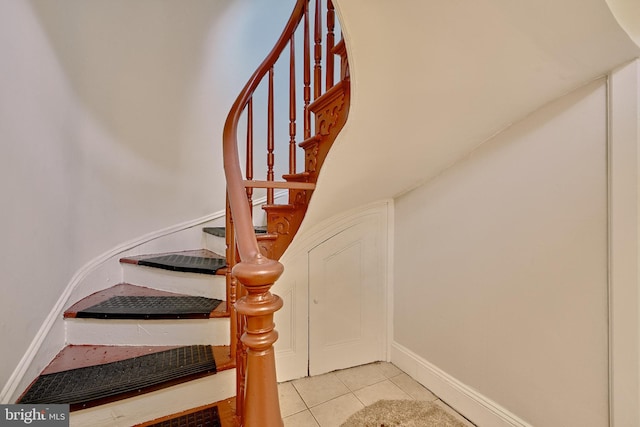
top-left (313, 0), bottom-right (322, 99)
top-left (226, 196), bottom-right (237, 359)
top-left (289, 35), bottom-right (297, 175)
top-left (226, 197), bottom-right (245, 420)
top-left (326, 0), bottom-right (335, 89)
top-left (303, 1), bottom-right (311, 140)
top-left (246, 98), bottom-right (254, 207)
top-left (267, 67), bottom-right (275, 205)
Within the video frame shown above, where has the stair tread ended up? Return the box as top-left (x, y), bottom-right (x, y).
top-left (203, 226), bottom-right (267, 238)
top-left (64, 283), bottom-right (228, 319)
top-left (282, 172), bottom-right (311, 182)
top-left (308, 78), bottom-right (349, 112)
top-left (134, 398), bottom-right (237, 427)
top-left (257, 233), bottom-right (278, 241)
top-left (262, 203), bottom-right (298, 211)
top-left (299, 134), bottom-right (323, 149)
top-left (40, 345), bottom-right (233, 376)
top-left (19, 345), bottom-right (232, 410)
top-left (331, 39), bottom-right (346, 56)
top-left (64, 283), bottom-right (229, 319)
top-left (121, 249), bottom-right (226, 275)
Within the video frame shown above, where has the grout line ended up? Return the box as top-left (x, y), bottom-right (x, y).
top-left (282, 362), bottom-right (473, 426)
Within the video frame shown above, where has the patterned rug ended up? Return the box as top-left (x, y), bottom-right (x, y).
top-left (341, 400), bottom-right (470, 427)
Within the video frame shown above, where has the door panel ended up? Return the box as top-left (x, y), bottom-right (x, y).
top-left (309, 215), bottom-right (386, 375)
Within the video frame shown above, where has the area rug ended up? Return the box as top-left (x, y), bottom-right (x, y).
top-left (341, 399), bottom-right (469, 427)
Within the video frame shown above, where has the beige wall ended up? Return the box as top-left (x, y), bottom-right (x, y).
top-left (393, 80), bottom-right (608, 426)
top-left (304, 0), bottom-right (639, 230)
top-left (0, 0), bottom-right (294, 394)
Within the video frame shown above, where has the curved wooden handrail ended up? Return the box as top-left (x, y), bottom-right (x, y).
top-left (223, 0), bottom-right (307, 264)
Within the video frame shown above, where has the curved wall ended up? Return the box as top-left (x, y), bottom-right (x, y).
top-left (0, 0), bottom-right (295, 394)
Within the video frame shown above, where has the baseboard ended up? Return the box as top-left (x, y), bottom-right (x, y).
top-left (390, 342), bottom-right (532, 427)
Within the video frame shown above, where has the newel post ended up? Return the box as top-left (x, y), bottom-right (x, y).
top-left (233, 257), bottom-right (284, 427)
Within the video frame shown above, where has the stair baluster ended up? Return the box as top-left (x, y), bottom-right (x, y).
top-left (326, 0), bottom-right (335, 89)
top-left (289, 35), bottom-right (297, 175)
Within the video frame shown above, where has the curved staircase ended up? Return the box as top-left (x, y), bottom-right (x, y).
top-left (16, 1), bottom-right (349, 426)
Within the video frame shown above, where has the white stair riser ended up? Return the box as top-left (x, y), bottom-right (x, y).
top-left (122, 264), bottom-right (227, 300)
top-left (203, 233), bottom-right (227, 256)
top-left (70, 368), bottom-right (236, 427)
top-left (65, 318), bottom-right (230, 346)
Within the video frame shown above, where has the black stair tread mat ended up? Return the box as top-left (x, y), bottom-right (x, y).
top-left (138, 254), bottom-right (226, 274)
top-left (76, 295), bottom-right (223, 319)
top-left (19, 345), bottom-right (216, 406)
top-left (203, 226), bottom-right (267, 238)
top-left (148, 406), bottom-right (221, 427)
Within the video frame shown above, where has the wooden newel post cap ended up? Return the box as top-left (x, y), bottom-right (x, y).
top-left (232, 257), bottom-right (284, 288)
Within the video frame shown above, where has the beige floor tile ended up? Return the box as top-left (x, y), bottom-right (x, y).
top-left (334, 363), bottom-right (387, 391)
top-left (434, 400), bottom-right (477, 426)
top-left (309, 393), bottom-right (364, 427)
top-left (278, 381), bottom-right (307, 417)
top-left (292, 372), bottom-right (350, 408)
top-left (376, 361), bottom-right (403, 378)
top-left (353, 379), bottom-right (412, 406)
top-left (283, 409), bottom-right (320, 427)
top-left (390, 372), bottom-right (438, 401)
top-left (280, 364), bottom-right (472, 426)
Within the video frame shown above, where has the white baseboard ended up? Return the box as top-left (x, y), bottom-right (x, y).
top-left (391, 342), bottom-right (532, 427)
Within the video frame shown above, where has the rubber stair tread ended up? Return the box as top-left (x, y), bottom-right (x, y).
top-left (134, 399), bottom-right (236, 427)
top-left (121, 250), bottom-right (226, 275)
top-left (146, 405), bottom-right (221, 427)
top-left (202, 226), bottom-right (267, 238)
top-left (19, 345), bottom-right (217, 407)
top-left (76, 295), bottom-right (222, 319)
top-left (65, 284), bottom-right (228, 319)
top-left (139, 255), bottom-right (225, 275)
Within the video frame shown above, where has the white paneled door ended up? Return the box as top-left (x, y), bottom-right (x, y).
top-left (308, 212), bottom-right (387, 376)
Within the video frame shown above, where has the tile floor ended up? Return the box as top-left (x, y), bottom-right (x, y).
top-left (278, 362), bottom-right (475, 426)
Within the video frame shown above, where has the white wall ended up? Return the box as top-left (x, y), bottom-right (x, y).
top-left (0, 0), bottom-right (294, 394)
top-left (393, 80), bottom-right (609, 426)
top-left (0, 0), bottom-right (77, 398)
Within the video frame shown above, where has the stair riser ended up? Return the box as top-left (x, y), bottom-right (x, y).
top-left (70, 368), bottom-right (235, 427)
top-left (122, 264), bottom-right (226, 300)
top-left (65, 318), bottom-right (230, 346)
top-left (203, 233), bottom-right (227, 257)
